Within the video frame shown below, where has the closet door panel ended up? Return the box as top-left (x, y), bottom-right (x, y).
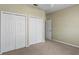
top-left (1, 13), bottom-right (6, 52)
top-left (1, 12), bottom-right (26, 52)
top-left (1, 13), bottom-right (16, 52)
top-left (29, 17), bottom-right (44, 45)
top-left (15, 15), bottom-right (26, 49)
top-left (29, 19), bottom-right (37, 44)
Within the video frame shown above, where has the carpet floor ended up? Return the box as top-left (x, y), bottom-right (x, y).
top-left (2, 40), bottom-right (79, 55)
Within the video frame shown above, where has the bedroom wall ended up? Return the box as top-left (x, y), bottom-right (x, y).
top-left (48, 5), bottom-right (79, 46)
top-left (0, 4), bottom-right (46, 20)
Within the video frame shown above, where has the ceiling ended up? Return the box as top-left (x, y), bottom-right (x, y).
top-left (29, 4), bottom-right (75, 13)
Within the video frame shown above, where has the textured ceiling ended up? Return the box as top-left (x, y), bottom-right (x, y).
top-left (29, 4), bottom-right (75, 13)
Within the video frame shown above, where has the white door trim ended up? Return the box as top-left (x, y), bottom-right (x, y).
top-left (1, 11), bottom-right (26, 17)
top-left (0, 11), bottom-right (28, 53)
top-left (28, 16), bottom-right (45, 45)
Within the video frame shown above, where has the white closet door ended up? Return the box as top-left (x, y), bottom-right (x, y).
top-left (1, 12), bottom-right (26, 52)
top-left (1, 13), bottom-right (16, 52)
top-left (29, 17), bottom-right (45, 45)
top-left (15, 15), bottom-right (26, 49)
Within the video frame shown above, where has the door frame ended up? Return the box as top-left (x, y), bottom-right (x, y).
top-left (28, 16), bottom-right (45, 46)
top-left (0, 11), bottom-right (28, 53)
top-left (45, 19), bottom-right (52, 40)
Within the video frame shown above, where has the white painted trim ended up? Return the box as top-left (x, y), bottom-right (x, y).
top-left (53, 39), bottom-right (79, 48)
top-left (26, 15), bottom-right (30, 47)
top-left (28, 16), bottom-right (45, 45)
top-left (25, 45), bottom-right (29, 47)
top-left (25, 16), bottom-right (28, 48)
top-left (0, 11), bottom-right (28, 52)
top-left (1, 11), bottom-right (26, 17)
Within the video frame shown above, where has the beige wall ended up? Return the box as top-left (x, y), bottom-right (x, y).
top-left (48, 5), bottom-right (79, 46)
top-left (0, 4), bottom-right (46, 20)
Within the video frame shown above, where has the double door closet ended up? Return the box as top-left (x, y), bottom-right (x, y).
top-left (0, 11), bottom-right (45, 54)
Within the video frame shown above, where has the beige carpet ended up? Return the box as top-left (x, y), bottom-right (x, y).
top-left (2, 40), bottom-right (79, 55)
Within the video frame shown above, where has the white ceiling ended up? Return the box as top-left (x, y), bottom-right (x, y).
top-left (29, 4), bottom-right (75, 13)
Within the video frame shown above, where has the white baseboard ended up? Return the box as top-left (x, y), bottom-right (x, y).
top-left (53, 39), bottom-right (79, 48)
top-left (25, 45), bottom-right (29, 47)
